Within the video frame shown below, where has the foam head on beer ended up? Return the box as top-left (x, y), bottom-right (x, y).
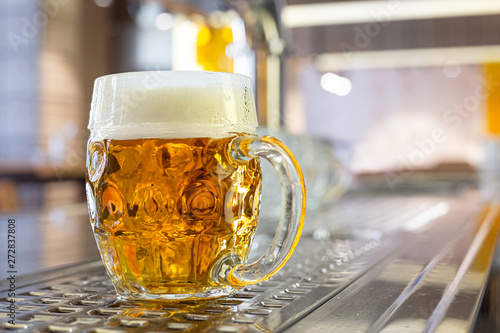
top-left (89, 71), bottom-right (258, 139)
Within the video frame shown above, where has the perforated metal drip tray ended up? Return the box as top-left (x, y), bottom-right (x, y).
top-left (0, 236), bottom-right (391, 333)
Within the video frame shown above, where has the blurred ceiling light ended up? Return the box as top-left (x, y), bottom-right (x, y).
top-left (315, 45), bottom-right (500, 71)
top-left (94, 0), bottom-right (113, 8)
top-left (320, 72), bottom-right (352, 96)
top-left (282, 1), bottom-right (500, 28)
top-left (155, 12), bottom-right (174, 30)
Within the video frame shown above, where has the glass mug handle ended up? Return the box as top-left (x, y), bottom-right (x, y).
top-left (216, 135), bottom-right (306, 286)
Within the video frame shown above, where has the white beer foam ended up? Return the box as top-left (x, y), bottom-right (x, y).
top-left (89, 71), bottom-right (258, 139)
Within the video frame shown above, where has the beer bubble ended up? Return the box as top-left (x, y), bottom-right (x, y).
top-left (88, 141), bottom-right (107, 182)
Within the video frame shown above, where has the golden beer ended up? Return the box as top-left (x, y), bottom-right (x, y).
top-left (87, 71), bottom-right (306, 300)
top-left (86, 136), bottom-right (261, 296)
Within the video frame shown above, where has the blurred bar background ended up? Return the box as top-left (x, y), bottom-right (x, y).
top-left (4, 0), bottom-right (500, 212)
top-left (5, 2), bottom-right (500, 331)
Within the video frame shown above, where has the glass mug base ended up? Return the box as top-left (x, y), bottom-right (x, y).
top-left (102, 249), bottom-right (240, 300)
top-left (113, 284), bottom-right (236, 301)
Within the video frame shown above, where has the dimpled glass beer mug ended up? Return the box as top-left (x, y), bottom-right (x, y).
top-left (85, 71), bottom-right (306, 300)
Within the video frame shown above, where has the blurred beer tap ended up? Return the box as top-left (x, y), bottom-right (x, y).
top-left (131, 0), bottom-right (289, 130)
top-left (227, 0), bottom-right (288, 130)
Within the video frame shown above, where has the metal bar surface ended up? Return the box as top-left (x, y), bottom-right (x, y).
top-left (285, 197), bottom-right (500, 333)
top-left (0, 190), bottom-right (497, 332)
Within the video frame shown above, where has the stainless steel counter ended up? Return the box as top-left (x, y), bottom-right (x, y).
top-left (287, 190), bottom-right (499, 332)
top-left (0, 189), bottom-right (498, 332)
